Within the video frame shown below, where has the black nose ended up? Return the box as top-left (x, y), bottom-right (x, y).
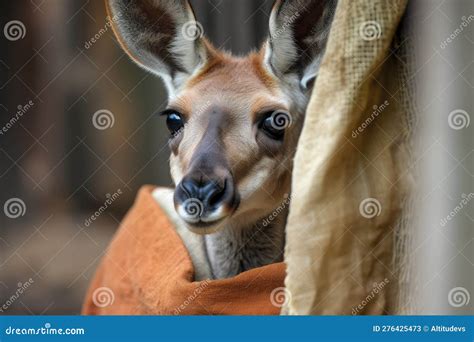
top-left (174, 175), bottom-right (238, 224)
top-left (180, 177), bottom-right (227, 209)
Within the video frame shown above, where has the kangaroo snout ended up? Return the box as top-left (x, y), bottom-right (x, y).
top-left (174, 171), bottom-right (238, 230)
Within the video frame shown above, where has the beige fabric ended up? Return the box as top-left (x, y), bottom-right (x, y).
top-left (284, 0), bottom-right (411, 314)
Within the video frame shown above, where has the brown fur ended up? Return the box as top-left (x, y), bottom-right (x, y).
top-left (168, 47), bottom-right (296, 227)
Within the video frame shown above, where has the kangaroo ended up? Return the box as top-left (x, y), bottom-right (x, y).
top-left (106, 0), bottom-right (336, 279)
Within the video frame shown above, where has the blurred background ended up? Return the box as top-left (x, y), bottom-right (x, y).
top-left (0, 0), bottom-right (472, 315)
top-left (0, 0), bottom-right (273, 314)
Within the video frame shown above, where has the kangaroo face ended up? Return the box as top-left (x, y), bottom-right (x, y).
top-left (166, 52), bottom-right (300, 233)
top-left (107, 0), bottom-right (336, 233)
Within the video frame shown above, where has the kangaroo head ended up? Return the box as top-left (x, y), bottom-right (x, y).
top-left (107, 0), bottom-right (336, 234)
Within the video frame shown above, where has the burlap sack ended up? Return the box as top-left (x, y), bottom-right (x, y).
top-left (283, 0), bottom-right (412, 315)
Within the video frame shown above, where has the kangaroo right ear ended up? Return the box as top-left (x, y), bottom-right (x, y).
top-left (265, 0), bottom-right (337, 90)
top-left (106, 0), bottom-right (209, 96)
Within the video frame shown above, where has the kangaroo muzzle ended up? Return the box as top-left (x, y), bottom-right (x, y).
top-left (174, 169), bottom-right (238, 229)
top-left (173, 116), bottom-right (240, 230)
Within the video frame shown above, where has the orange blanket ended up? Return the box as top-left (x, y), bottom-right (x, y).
top-left (82, 186), bottom-right (286, 315)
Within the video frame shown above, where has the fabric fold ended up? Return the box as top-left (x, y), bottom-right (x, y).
top-left (82, 186), bottom-right (285, 315)
top-left (283, 0), bottom-right (410, 314)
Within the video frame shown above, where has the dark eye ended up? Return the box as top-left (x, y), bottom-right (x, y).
top-left (259, 111), bottom-right (292, 140)
top-left (162, 110), bottom-right (184, 136)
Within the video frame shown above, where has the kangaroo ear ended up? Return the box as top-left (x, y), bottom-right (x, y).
top-left (106, 0), bottom-right (208, 95)
top-left (265, 0), bottom-right (337, 89)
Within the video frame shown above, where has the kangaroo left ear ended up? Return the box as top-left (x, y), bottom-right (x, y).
top-left (106, 0), bottom-right (211, 96)
top-left (265, 0), bottom-right (337, 90)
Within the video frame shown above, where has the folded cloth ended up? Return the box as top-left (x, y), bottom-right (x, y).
top-left (82, 186), bottom-right (285, 315)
